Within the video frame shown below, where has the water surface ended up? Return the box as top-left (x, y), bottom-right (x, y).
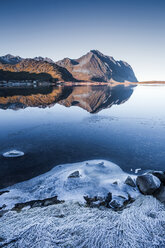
top-left (0, 83), bottom-right (165, 188)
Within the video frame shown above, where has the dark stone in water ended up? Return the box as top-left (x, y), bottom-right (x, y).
top-left (136, 174), bottom-right (161, 195)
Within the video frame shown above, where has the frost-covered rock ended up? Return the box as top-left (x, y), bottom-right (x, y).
top-left (136, 174), bottom-right (161, 195)
top-left (109, 195), bottom-right (128, 210)
top-left (154, 185), bottom-right (165, 204)
top-left (148, 171), bottom-right (165, 185)
top-left (124, 176), bottom-right (136, 187)
top-left (84, 196), bottom-right (105, 207)
top-left (12, 196), bottom-right (64, 212)
top-left (0, 190), bottom-right (9, 196)
top-left (68, 171), bottom-right (80, 178)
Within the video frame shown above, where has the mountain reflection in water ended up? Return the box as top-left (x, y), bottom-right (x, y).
top-left (0, 84), bottom-right (134, 113)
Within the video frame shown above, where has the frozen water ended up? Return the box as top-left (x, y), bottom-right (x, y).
top-left (2, 150), bottom-right (24, 158)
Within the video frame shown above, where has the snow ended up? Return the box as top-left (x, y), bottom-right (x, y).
top-left (0, 160), bottom-right (139, 210)
top-left (135, 168), bottom-right (141, 174)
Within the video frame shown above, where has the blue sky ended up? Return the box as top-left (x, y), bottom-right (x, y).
top-left (0, 0), bottom-right (165, 81)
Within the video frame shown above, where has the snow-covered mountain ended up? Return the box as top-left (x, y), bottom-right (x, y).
top-left (0, 54), bottom-right (23, 64)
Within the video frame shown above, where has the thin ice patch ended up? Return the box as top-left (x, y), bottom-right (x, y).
top-left (2, 150), bottom-right (24, 158)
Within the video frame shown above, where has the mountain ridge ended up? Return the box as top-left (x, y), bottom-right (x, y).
top-left (0, 50), bottom-right (138, 82)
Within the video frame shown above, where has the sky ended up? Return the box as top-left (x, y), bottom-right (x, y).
top-left (0, 0), bottom-right (165, 81)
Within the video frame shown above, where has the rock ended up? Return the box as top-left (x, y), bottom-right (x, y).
top-left (112, 181), bottom-right (118, 185)
top-left (68, 171), bottom-right (80, 178)
top-left (109, 195), bottom-right (128, 210)
top-left (0, 190), bottom-right (9, 196)
top-left (12, 196), bottom-right (64, 212)
top-left (0, 210), bottom-right (8, 218)
top-left (0, 204), bottom-right (6, 210)
top-left (105, 192), bottom-right (112, 206)
top-left (124, 176), bottom-right (136, 187)
top-left (154, 185), bottom-right (165, 203)
top-left (84, 196), bottom-right (105, 208)
top-left (0, 237), bottom-right (5, 242)
top-left (136, 174), bottom-right (161, 195)
top-left (148, 171), bottom-right (165, 185)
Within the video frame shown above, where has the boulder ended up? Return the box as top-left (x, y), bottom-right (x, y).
top-left (124, 176), bottom-right (136, 187)
top-left (154, 185), bottom-right (165, 203)
top-left (148, 171), bottom-right (165, 185)
top-left (136, 174), bottom-right (161, 195)
top-left (68, 171), bottom-right (80, 178)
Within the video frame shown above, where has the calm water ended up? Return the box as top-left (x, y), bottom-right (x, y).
top-left (0, 83), bottom-right (165, 188)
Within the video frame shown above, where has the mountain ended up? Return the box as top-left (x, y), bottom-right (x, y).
top-left (0, 51), bottom-right (137, 83)
top-left (0, 84), bottom-right (134, 112)
top-left (33, 56), bottom-right (55, 63)
top-left (56, 50), bottom-right (138, 82)
top-left (0, 54), bottom-right (23, 64)
top-left (0, 59), bottom-right (76, 82)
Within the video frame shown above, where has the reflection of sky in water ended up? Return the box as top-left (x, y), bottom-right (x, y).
top-left (101, 85), bottom-right (165, 119)
top-left (0, 85), bottom-right (165, 187)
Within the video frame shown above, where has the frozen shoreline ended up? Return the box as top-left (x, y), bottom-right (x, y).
top-left (0, 160), bottom-right (139, 210)
top-left (1, 160), bottom-right (165, 247)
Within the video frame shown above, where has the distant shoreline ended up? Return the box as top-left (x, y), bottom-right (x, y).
top-left (0, 80), bottom-right (165, 87)
top-left (58, 81), bottom-right (165, 86)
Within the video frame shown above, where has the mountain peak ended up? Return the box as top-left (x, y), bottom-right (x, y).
top-left (57, 51), bottom-right (138, 82)
top-left (90, 49), bottom-right (104, 56)
top-left (0, 54), bottom-right (22, 65)
top-left (33, 56), bottom-right (55, 64)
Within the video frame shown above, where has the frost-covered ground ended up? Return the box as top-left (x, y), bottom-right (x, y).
top-left (1, 197), bottom-right (165, 248)
top-left (1, 160), bottom-right (165, 247)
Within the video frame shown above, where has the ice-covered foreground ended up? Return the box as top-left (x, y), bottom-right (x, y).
top-left (1, 160), bottom-right (165, 248)
top-left (0, 160), bottom-right (138, 210)
top-left (1, 196), bottom-right (165, 248)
